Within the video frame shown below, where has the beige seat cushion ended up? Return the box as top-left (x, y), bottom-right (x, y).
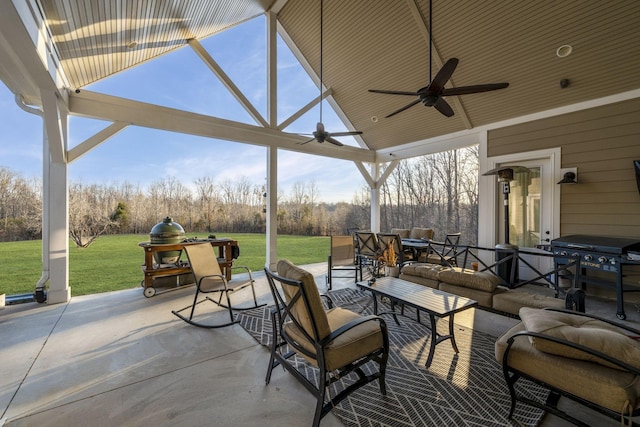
top-left (391, 228), bottom-right (410, 239)
top-left (437, 267), bottom-right (500, 293)
top-left (409, 227), bottom-right (434, 240)
top-left (492, 288), bottom-right (565, 315)
top-left (518, 307), bottom-right (640, 371)
top-left (277, 259), bottom-right (331, 341)
top-left (400, 263), bottom-right (446, 280)
top-left (496, 322), bottom-right (640, 414)
top-left (277, 259), bottom-right (383, 371)
top-left (438, 282), bottom-right (496, 308)
top-left (398, 272), bottom-right (439, 289)
top-left (285, 307), bottom-right (384, 371)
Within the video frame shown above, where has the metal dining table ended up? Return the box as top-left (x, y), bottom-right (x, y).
top-left (401, 238), bottom-right (431, 261)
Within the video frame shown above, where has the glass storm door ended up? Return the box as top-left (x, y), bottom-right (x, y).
top-left (500, 158), bottom-right (554, 280)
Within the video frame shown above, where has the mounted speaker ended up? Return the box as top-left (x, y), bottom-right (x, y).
top-left (635, 160), bottom-right (640, 194)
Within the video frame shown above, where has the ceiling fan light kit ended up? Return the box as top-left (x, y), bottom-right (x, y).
top-left (368, 0), bottom-right (509, 119)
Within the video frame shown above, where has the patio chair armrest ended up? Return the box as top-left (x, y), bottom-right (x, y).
top-left (321, 314), bottom-right (387, 346)
top-left (504, 330), bottom-right (640, 375)
top-left (197, 273), bottom-right (228, 290)
top-left (230, 264), bottom-right (254, 281)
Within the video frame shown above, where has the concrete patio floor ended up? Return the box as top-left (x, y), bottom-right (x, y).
top-left (1, 263), bottom-right (638, 426)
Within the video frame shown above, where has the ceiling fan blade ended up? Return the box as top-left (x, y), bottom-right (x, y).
top-left (368, 89), bottom-right (418, 96)
top-left (325, 136), bottom-right (344, 146)
top-left (297, 137), bottom-right (316, 145)
top-left (434, 97), bottom-right (454, 117)
top-left (385, 99), bottom-right (421, 118)
top-left (428, 58), bottom-right (459, 92)
top-left (442, 82), bottom-right (509, 96)
top-left (329, 131), bottom-right (363, 137)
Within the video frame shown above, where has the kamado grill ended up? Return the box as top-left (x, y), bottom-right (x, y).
top-left (552, 234), bottom-right (640, 319)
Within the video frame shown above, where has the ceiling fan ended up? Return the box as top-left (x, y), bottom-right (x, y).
top-left (299, 0), bottom-right (362, 146)
top-left (368, 0), bottom-right (509, 119)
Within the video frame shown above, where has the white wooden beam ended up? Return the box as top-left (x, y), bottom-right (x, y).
top-left (68, 89), bottom-right (376, 163)
top-left (354, 161), bottom-right (375, 188)
top-left (0, 1), bottom-right (65, 105)
top-left (41, 90), bottom-right (66, 164)
top-left (379, 160), bottom-right (400, 185)
top-left (188, 38), bottom-right (268, 128)
top-left (278, 88), bottom-right (333, 131)
top-left (67, 122), bottom-right (128, 163)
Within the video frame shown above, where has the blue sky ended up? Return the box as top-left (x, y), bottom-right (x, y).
top-left (0, 15), bottom-right (365, 203)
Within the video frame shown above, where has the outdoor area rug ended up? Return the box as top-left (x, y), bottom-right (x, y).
top-left (236, 287), bottom-right (549, 427)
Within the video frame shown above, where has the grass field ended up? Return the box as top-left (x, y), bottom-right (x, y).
top-left (0, 234), bottom-right (329, 297)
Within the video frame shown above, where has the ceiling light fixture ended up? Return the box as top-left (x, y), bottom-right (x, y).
top-left (126, 41), bottom-right (138, 49)
top-left (556, 44), bottom-right (572, 58)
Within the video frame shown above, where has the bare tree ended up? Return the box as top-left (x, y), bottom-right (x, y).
top-left (68, 183), bottom-right (116, 247)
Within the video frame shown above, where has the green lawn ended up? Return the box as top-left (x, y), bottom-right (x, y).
top-left (0, 234), bottom-right (329, 296)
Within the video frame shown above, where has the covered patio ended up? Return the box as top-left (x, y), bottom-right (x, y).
top-left (2, 266), bottom-right (638, 426)
top-left (1, 0), bottom-right (639, 304)
top-left (1, 1), bottom-right (640, 425)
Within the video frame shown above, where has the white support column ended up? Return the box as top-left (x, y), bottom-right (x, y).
top-left (265, 10), bottom-right (278, 270)
top-left (266, 146), bottom-right (278, 270)
top-left (370, 163), bottom-right (381, 233)
top-left (41, 89), bottom-right (70, 304)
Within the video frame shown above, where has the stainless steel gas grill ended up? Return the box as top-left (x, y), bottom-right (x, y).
top-left (552, 235), bottom-right (640, 319)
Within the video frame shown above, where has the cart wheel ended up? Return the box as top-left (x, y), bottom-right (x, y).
top-left (616, 312), bottom-right (626, 320)
top-left (143, 287), bottom-right (156, 298)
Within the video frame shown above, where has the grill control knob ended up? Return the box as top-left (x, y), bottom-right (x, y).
top-left (598, 256), bottom-right (607, 263)
top-left (584, 254), bottom-right (593, 261)
top-left (611, 258), bottom-right (617, 265)
top-left (571, 253), bottom-right (579, 258)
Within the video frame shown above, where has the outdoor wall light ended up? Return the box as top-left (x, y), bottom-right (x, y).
top-left (557, 169), bottom-right (578, 184)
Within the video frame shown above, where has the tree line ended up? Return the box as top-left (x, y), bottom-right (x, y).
top-left (0, 146), bottom-right (479, 246)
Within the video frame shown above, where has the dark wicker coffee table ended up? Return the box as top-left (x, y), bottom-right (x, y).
top-left (357, 276), bottom-right (478, 367)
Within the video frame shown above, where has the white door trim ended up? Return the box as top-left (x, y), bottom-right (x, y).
top-left (479, 147), bottom-right (561, 249)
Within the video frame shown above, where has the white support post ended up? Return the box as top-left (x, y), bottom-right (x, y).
top-left (40, 89), bottom-right (70, 304)
top-left (266, 146), bottom-right (278, 270)
top-left (265, 11), bottom-right (278, 270)
top-left (370, 163), bottom-right (381, 233)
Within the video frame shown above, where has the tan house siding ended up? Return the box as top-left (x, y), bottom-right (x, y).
top-left (488, 98), bottom-right (640, 239)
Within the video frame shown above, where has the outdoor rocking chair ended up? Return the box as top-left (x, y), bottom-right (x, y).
top-left (265, 260), bottom-right (389, 427)
top-left (171, 243), bottom-right (263, 328)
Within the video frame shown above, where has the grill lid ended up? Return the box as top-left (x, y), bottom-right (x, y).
top-left (551, 234), bottom-right (640, 254)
